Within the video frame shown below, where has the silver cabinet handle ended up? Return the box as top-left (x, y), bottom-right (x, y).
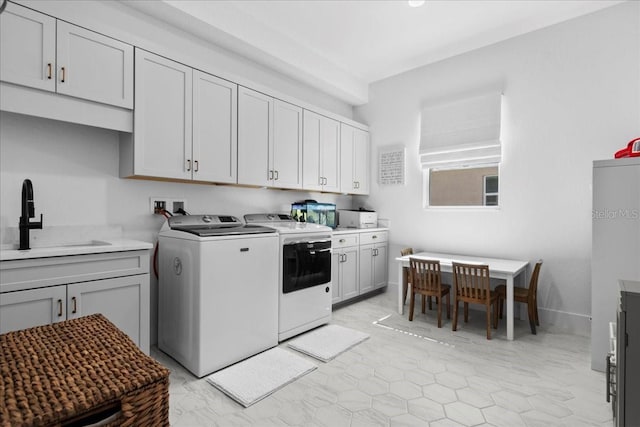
top-left (339, 238), bottom-right (346, 243)
top-left (274, 170), bottom-right (279, 180)
top-left (71, 296), bottom-right (77, 314)
top-left (60, 66), bottom-right (66, 83)
top-left (372, 235), bottom-right (378, 239)
top-left (57, 299), bottom-right (63, 317)
top-left (319, 176), bottom-right (323, 186)
top-left (269, 170), bottom-right (274, 180)
top-left (186, 159), bottom-right (191, 171)
top-left (194, 160), bottom-right (199, 172)
top-left (47, 63), bottom-right (53, 80)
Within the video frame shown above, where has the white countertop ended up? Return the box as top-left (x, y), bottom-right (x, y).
top-left (333, 227), bottom-right (388, 235)
top-left (0, 239), bottom-right (153, 261)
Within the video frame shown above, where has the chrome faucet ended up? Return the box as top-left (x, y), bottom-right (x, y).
top-left (19, 179), bottom-right (43, 250)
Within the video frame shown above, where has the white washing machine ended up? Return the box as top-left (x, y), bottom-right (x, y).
top-left (244, 214), bottom-right (332, 341)
top-left (158, 215), bottom-right (279, 377)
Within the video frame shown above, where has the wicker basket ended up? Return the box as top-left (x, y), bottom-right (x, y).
top-left (0, 314), bottom-right (169, 427)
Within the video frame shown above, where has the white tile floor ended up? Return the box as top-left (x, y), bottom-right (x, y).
top-left (152, 290), bottom-right (614, 426)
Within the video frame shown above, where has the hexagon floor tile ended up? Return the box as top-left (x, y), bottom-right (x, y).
top-left (154, 290), bottom-right (614, 427)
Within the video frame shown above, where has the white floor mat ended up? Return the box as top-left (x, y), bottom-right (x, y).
top-left (206, 347), bottom-right (316, 407)
top-left (287, 324), bottom-right (370, 362)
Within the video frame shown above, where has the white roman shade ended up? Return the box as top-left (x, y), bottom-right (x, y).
top-left (419, 92), bottom-right (502, 169)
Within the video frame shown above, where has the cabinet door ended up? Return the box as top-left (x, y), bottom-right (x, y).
top-left (359, 244), bottom-right (375, 295)
top-left (238, 86), bottom-right (272, 186)
top-left (272, 99), bottom-right (303, 189)
top-left (193, 70), bottom-right (238, 183)
top-left (340, 123), bottom-right (356, 193)
top-left (373, 243), bottom-right (388, 289)
top-left (331, 251), bottom-right (342, 303)
top-left (303, 110), bottom-right (323, 191)
top-left (134, 49), bottom-right (192, 180)
top-left (342, 247), bottom-right (360, 300)
top-left (352, 128), bottom-right (370, 195)
top-left (0, 2), bottom-right (55, 92)
top-left (56, 21), bottom-right (133, 108)
top-left (321, 116), bottom-right (341, 193)
top-left (0, 286), bottom-right (66, 334)
top-left (67, 275), bottom-right (150, 354)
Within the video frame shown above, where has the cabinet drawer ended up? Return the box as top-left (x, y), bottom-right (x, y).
top-left (0, 251), bottom-right (150, 293)
top-left (360, 231), bottom-right (388, 245)
top-left (332, 233), bottom-right (359, 248)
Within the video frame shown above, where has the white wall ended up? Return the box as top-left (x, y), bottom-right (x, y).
top-left (355, 2), bottom-right (640, 335)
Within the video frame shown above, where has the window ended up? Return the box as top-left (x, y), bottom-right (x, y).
top-left (420, 92), bottom-right (503, 208)
top-left (428, 166), bottom-right (499, 207)
top-left (484, 174), bottom-right (499, 206)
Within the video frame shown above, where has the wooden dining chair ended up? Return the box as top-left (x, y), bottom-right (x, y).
top-left (452, 262), bottom-right (499, 340)
top-left (496, 260), bottom-right (543, 335)
top-left (408, 258), bottom-right (450, 327)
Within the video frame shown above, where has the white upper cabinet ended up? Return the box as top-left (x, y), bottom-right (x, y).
top-left (56, 21), bottom-right (133, 108)
top-left (238, 86), bottom-right (302, 189)
top-left (133, 49), bottom-right (193, 180)
top-left (340, 123), bottom-right (370, 195)
top-left (193, 70), bottom-right (238, 184)
top-left (272, 99), bottom-right (303, 189)
top-left (238, 87), bottom-right (272, 186)
top-left (303, 110), bottom-right (340, 192)
top-left (0, 2), bottom-right (133, 108)
top-left (0, 2), bottom-right (56, 92)
top-left (124, 49), bottom-right (238, 183)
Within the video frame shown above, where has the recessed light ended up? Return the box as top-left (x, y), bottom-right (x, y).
top-left (408, 0), bottom-right (425, 7)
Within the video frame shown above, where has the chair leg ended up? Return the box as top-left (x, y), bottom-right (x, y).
top-left (498, 297), bottom-right (504, 319)
top-left (446, 293), bottom-right (451, 319)
top-left (486, 303), bottom-right (491, 340)
top-left (402, 272), bottom-right (408, 305)
top-left (528, 302), bottom-right (537, 335)
top-left (409, 291), bottom-right (415, 321)
top-left (493, 300), bottom-right (498, 329)
top-left (464, 302), bottom-right (469, 323)
top-left (437, 295), bottom-right (442, 328)
top-left (421, 295), bottom-right (426, 313)
top-left (428, 296), bottom-right (433, 311)
top-left (534, 299), bottom-right (540, 326)
top-left (452, 300), bottom-right (458, 331)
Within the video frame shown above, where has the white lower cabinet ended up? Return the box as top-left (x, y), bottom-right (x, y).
top-left (360, 242), bottom-right (388, 293)
top-left (0, 285), bottom-right (67, 333)
top-left (332, 241), bottom-right (359, 304)
top-left (332, 230), bottom-right (388, 305)
top-left (0, 250), bottom-right (150, 354)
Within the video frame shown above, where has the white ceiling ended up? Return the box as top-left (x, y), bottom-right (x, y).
top-left (124, 0), bottom-right (624, 106)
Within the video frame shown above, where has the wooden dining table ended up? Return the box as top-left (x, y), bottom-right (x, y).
top-left (395, 251), bottom-right (529, 341)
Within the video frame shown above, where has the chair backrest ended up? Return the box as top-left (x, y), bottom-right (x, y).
top-left (452, 262), bottom-right (491, 302)
top-left (528, 260), bottom-right (543, 298)
top-left (409, 258), bottom-right (442, 293)
top-left (400, 247), bottom-right (414, 257)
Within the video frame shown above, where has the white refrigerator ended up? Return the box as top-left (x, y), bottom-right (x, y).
top-left (591, 157), bottom-right (640, 371)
